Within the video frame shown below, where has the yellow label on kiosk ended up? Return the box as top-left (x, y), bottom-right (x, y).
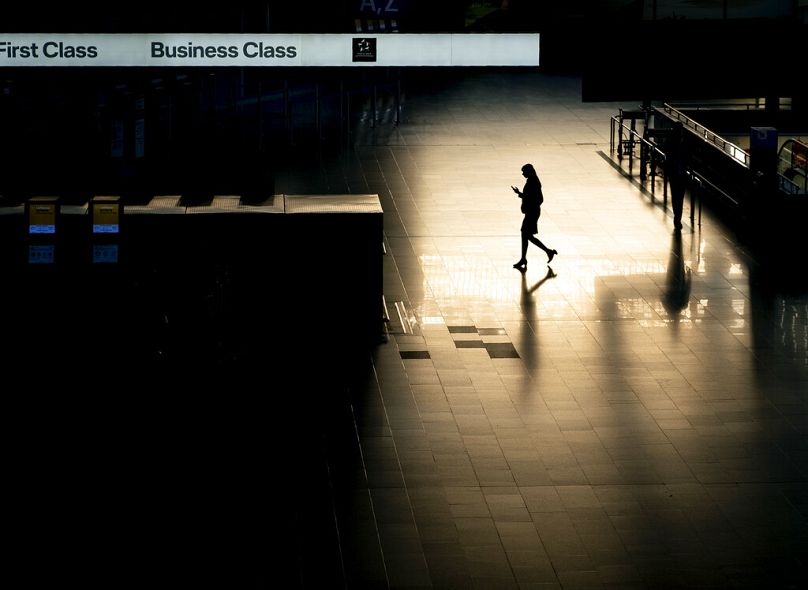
top-left (92, 196), bottom-right (121, 233)
top-left (28, 197), bottom-right (58, 234)
top-left (93, 203), bottom-right (119, 233)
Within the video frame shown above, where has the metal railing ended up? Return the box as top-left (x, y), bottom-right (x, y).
top-left (610, 112), bottom-right (669, 198)
top-left (610, 113), bottom-right (667, 182)
top-left (666, 100), bottom-right (792, 112)
top-left (610, 111), bottom-right (707, 227)
top-left (660, 104), bottom-right (750, 168)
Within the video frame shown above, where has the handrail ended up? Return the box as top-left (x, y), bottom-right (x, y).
top-left (688, 169), bottom-right (739, 206)
top-left (660, 104), bottom-right (750, 168)
top-left (779, 138), bottom-right (808, 153)
top-left (666, 101), bottom-right (791, 112)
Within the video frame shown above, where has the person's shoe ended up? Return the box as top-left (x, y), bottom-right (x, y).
top-left (513, 259), bottom-right (527, 270)
top-left (547, 249), bottom-right (558, 263)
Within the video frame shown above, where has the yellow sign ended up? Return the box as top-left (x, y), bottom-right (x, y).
top-left (27, 197), bottom-right (58, 234)
top-left (92, 196), bottom-right (121, 233)
top-left (30, 204), bottom-right (56, 226)
top-left (93, 203), bottom-right (119, 224)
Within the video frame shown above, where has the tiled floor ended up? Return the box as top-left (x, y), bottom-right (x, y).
top-left (275, 71), bottom-right (808, 588)
top-left (4, 70), bottom-right (804, 589)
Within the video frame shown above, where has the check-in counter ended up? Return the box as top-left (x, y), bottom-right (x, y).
top-left (1, 193), bottom-right (384, 347)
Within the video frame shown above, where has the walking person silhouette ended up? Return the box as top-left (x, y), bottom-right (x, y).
top-left (512, 163), bottom-right (557, 271)
top-left (666, 121), bottom-right (687, 231)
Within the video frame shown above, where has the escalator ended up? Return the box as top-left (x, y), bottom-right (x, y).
top-left (777, 138), bottom-right (808, 195)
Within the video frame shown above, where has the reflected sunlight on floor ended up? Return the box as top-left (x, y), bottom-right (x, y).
top-left (273, 70), bottom-right (808, 589)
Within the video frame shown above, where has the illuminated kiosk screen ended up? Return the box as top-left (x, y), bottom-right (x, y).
top-left (93, 244), bottom-right (119, 263)
top-left (28, 244), bottom-right (55, 264)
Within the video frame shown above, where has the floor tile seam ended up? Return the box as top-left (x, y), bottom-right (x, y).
top-left (384, 146), bottom-right (426, 204)
top-left (340, 377), bottom-right (393, 589)
top-left (369, 338), bottom-right (449, 584)
top-left (449, 491), bottom-right (562, 586)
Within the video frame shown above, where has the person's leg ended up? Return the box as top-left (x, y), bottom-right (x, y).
top-left (671, 176), bottom-right (684, 229)
top-left (514, 233), bottom-right (528, 268)
top-left (528, 235), bottom-right (549, 254)
top-left (672, 192), bottom-right (684, 229)
top-left (528, 235), bottom-right (557, 262)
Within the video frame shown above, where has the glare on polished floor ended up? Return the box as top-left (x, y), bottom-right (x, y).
top-left (275, 71), bottom-right (808, 589)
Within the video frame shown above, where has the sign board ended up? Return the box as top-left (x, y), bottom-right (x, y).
top-left (0, 34), bottom-right (540, 67)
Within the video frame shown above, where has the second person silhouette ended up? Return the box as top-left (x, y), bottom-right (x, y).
top-left (511, 163), bottom-right (557, 271)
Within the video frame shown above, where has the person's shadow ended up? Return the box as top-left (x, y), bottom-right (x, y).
top-left (518, 266), bottom-right (557, 375)
top-left (662, 231), bottom-right (691, 325)
top-left (520, 266), bottom-right (557, 320)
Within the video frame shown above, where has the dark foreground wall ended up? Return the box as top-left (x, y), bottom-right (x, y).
top-left (0, 195), bottom-right (382, 588)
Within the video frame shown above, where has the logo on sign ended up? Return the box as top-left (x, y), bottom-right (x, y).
top-left (352, 38), bottom-right (376, 62)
